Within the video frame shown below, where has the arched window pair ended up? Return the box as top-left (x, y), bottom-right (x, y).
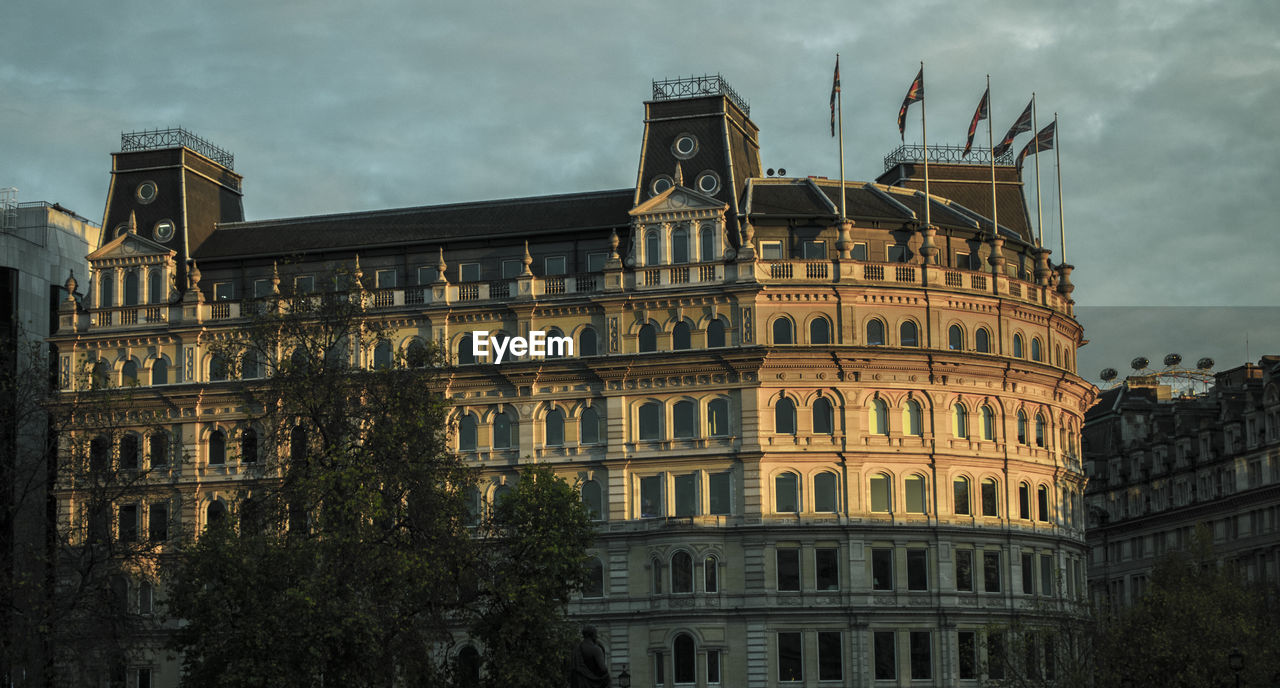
top-left (868, 398), bottom-right (925, 437)
top-left (774, 471), bottom-right (839, 513)
top-left (544, 406), bottom-right (603, 447)
top-left (208, 428), bottom-right (259, 465)
top-left (948, 325), bottom-right (993, 353)
top-left (776, 397), bottom-right (835, 436)
top-left (954, 476), bottom-right (999, 517)
top-left (640, 320), bottom-right (726, 352)
top-left (458, 410), bottom-right (518, 451)
top-left (865, 319), bottom-right (920, 347)
top-left (952, 404), bottom-right (996, 440)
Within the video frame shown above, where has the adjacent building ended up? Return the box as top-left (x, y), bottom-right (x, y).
top-left (1084, 358), bottom-right (1280, 607)
top-left (51, 76), bottom-right (1093, 686)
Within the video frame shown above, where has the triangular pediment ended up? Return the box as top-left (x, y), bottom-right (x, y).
top-left (87, 231), bottom-right (176, 263)
top-left (629, 185), bottom-right (729, 218)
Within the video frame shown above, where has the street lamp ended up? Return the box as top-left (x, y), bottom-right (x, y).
top-left (617, 664), bottom-right (631, 688)
top-left (1228, 648), bottom-right (1243, 688)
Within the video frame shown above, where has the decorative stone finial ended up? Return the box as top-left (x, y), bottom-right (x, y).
top-left (271, 261), bottom-right (281, 294)
top-left (64, 270), bottom-right (78, 298)
top-left (352, 254), bottom-right (364, 290)
top-left (608, 228), bottom-right (620, 261)
top-left (1033, 248), bottom-right (1052, 286)
top-left (521, 240), bottom-right (534, 276)
top-left (126, 211), bottom-right (137, 235)
top-left (188, 261), bottom-right (201, 290)
top-left (918, 224), bottom-right (940, 264)
top-left (674, 162), bottom-right (684, 188)
top-left (435, 247), bottom-right (448, 283)
top-left (1056, 264), bottom-right (1076, 301)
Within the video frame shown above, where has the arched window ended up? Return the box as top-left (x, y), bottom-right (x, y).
top-left (1019, 482), bottom-right (1031, 519)
top-left (91, 360), bottom-right (111, 389)
top-left (584, 558), bottom-right (604, 598)
top-left (121, 360), bottom-right (138, 386)
top-left (707, 318), bottom-right (726, 348)
top-left (464, 488), bottom-right (481, 526)
top-left (671, 551), bottom-right (693, 593)
top-left (456, 646), bottom-right (481, 687)
top-left (954, 476), bottom-right (971, 515)
top-left (581, 480), bottom-right (603, 520)
top-left (579, 327), bottom-right (598, 357)
top-left (492, 484), bottom-right (512, 508)
top-left (775, 472), bottom-right (799, 512)
top-left (645, 231), bottom-right (661, 266)
top-left (405, 338), bottom-right (428, 367)
top-left (148, 433), bottom-right (168, 468)
top-left (813, 397), bottom-right (834, 434)
top-left (866, 319), bottom-right (886, 346)
top-left (981, 478), bottom-right (999, 517)
top-left (810, 317), bottom-right (831, 345)
top-left (240, 428), bottom-right (258, 463)
top-left (1013, 333), bottom-right (1025, 358)
top-left (545, 328), bottom-right (567, 358)
top-left (1017, 410), bottom-right (1029, 444)
top-left (671, 228), bottom-right (689, 264)
top-left (1031, 338), bottom-right (1043, 362)
top-left (870, 399), bottom-right (889, 436)
top-left (903, 400), bottom-right (923, 436)
top-left (772, 317), bottom-right (794, 345)
top-left (953, 404), bottom-right (969, 438)
top-left (208, 429), bottom-right (226, 465)
top-left (673, 400), bottom-right (696, 439)
top-left (707, 398), bottom-right (729, 437)
top-left (99, 273), bottom-right (114, 308)
top-left (206, 501), bottom-right (227, 528)
top-left (373, 340), bottom-right (393, 369)
top-left (123, 271), bottom-right (139, 306)
top-left (1035, 414), bottom-right (1047, 447)
top-left (900, 320), bottom-right (919, 347)
top-left (209, 354), bottom-right (228, 382)
top-left (119, 434), bottom-right (140, 470)
top-left (673, 633), bottom-right (696, 684)
top-left (639, 402), bottom-right (662, 441)
top-left (981, 405), bottom-right (996, 441)
top-left (905, 474), bottom-right (927, 514)
top-left (704, 555), bottom-right (719, 593)
top-left (672, 321), bottom-right (691, 350)
top-left (492, 412), bottom-right (514, 450)
top-left (1037, 485), bottom-right (1050, 521)
top-left (869, 473), bottom-right (892, 513)
top-left (459, 415), bottom-right (478, 451)
top-left (814, 472), bottom-right (838, 512)
top-left (89, 435), bottom-right (110, 474)
top-left (147, 270), bottom-right (163, 304)
top-left (290, 426), bottom-right (308, 464)
top-left (976, 328), bottom-right (991, 353)
top-left (638, 324), bottom-right (657, 353)
top-left (240, 350), bottom-right (262, 379)
top-left (651, 557), bottom-right (663, 594)
top-left (700, 227), bottom-right (715, 262)
top-left (775, 397), bottom-right (796, 435)
top-left (581, 407), bottom-right (601, 444)
top-left (455, 334), bottom-right (475, 365)
top-left (949, 324), bottom-right (964, 351)
top-left (151, 358), bottom-right (168, 385)
top-left (545, 408), bottom-right (565, 446)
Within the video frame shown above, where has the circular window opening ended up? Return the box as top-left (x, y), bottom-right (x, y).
top-left (696, 171), bottom-right (721, 195)
top-left (671, 134), bottom-right (698, 159)
top-left (650, 175), bottom-right (674, 196)
top-left (136, 181), bottom-right (158, 204)
top-left (114, 224), bottom-right (130, 238)
top-left (153, 220), bottom-right (175, 243)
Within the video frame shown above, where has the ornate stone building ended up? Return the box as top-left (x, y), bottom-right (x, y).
top-left (1084, 358), bottom-right (1280, 607)
top-left (52, 77), bottom-right (1093, 686)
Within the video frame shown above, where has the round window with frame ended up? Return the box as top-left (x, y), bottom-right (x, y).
top-left (650, 174), bottom-right (674, 197)
top-left (671, 133), bottom-right (699, 159)
top-left (135, 180), bottom-right (158, 204)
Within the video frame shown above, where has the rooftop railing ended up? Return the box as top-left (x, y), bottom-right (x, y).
top-left (120, 128), bottom-right (235, 170)
top-left (651, 74), bottom-right (749, 115)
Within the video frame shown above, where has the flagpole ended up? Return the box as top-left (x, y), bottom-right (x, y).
top-left (1032, 93), bottom-right (1043, 248)
top-left (920, 61), bottom-right (931, 229)
top-left (837, 54), bottom-right (846, 222)
top-left (1055, 112), bottom-right (1065, 263)
top-left (987, 75), bottom-right (997, 238)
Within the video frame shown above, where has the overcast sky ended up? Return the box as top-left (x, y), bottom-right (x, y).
top-left (3, 0), bottom-right (1277, 380)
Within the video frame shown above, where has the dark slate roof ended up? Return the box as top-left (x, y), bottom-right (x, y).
top-left (194, 189), bottom-right (635, 259)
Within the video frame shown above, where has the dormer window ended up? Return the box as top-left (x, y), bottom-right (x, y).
top-left (153, 220), bottom-right (175, 243)
top-left (650, 175), bottom-right (674, 197)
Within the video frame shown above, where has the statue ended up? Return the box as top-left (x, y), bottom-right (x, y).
top-left (569, 625), bottom-right (611, 688)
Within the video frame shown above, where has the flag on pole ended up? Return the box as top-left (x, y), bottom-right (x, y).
top-left (897, 67), bottom-right (924, 141)
top-left (963, 87), bottom-right (989, 157)
top-left (830, 57), bottom-right (841, 137)
top-left (993, 98), bottom-right (1034, 158)
top-left (1016, 121), bottom-right (1056, 174)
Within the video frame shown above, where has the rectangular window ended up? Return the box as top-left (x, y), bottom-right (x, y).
top-left (1040, 553), bottom-right (1054, 596)
top-left (374, 269), bottom-right (396, 289)
top-left (872, 548), bottom-right (893, 591)
top-left (983, 551), bottom-right (1002, 593)
top-left (587, 252), bottom-right (607, 273)
top-left (910, 631), bottom-right (932, 680)
top-left (417, 266), bottom-right (437, 285)
top-left (777, 632), bottom-right (803, 682)
top-left (136, 668), bottom-right (152, 688)
top-left (459, 263), bottom-right (481, 283)
top-left (987, 632), bottom-right (1006, 679)
top-left (873, 631), bottom-right (896, 680)
top-left (148, 503), bottom-right (168, 542)
top-left (776, 548), bottom-right (801, 591)
top-left (981, 480), bottom-right (998, 517)
top-left (640, 476), bottom-right (663, 518)
top-left (760, 241), bottom-right (784, 260)
top-left (815, 548), bottom-right (839, 591)
top-left (1019, 484), bottom-right (1031, 519)
top-left (545, 256), bottom-right (567, 276)
top-left (887, 245), bottom-right (908, 262)
top-left (294, 275), bottom-right (314, 293)
top-left (673, 473), bottom-right (697, 517)
top-left (252, 278), bottom-right (272, 298)
top-left (907, 549), bottom-right (928, 591)
top-left (709, 472), bottom-right (732, 515)
top-left (956, 252), bottom-right (970, 270)
top-left (958, 631), bottom-right (978, 679)
top-left (955, 549), bottom-right (974, 591)
top-left (802, 240), bottom-right (826, 259)
top-left (212, 281), bottom-right (233, 301)
top-left (118, 505), bottom-right (139, 543)
top-left (851, 242), bottom-right (868, 261)
top-left (817, 631), bottom-right (842, 681)
top-left (1022, 553), bottom-right (1035, 594)
top-left (706, 650), bottom-right (720, 684)
top-left (870, 474), bottom-right (890, 513)
top-left (501, 259), bottom-right (522, 279)
top-left (137, 582), bottom-right (153, 615)
top-left (655, 652), bottom-right (665, 687)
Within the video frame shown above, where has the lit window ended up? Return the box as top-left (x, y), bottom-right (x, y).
top-left (708, 398), bottom-right (729, 437)
top-left (870, 399), bottom-right (889, 435)
top-left (903, 400), bottom-right (922, 436)
top-left (981, 406), bottom-right (996, 440)
top-left (870, 474), bottom-right (891, 513)
top-left (905, 474), bottom-right (927, 514)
